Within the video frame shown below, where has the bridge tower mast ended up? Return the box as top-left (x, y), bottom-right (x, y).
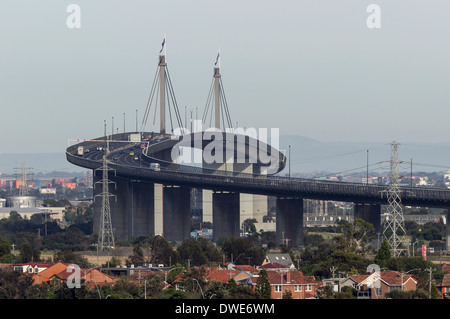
top-left (203, 50), bottom-right (233, 130)
top-left (95, 155), bottom-right (116, 251)
top-left (159, 54), bottom-right (167, 135)
top-left (383, 141), bottom-right (409, 257)
top-left (140, 36), bottom-right (184, 136)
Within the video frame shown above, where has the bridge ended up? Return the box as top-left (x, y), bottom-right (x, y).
top-left (66, 49), bottom-right (450, 251)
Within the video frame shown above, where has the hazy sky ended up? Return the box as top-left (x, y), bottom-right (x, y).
top-left (1, 0), bottom-right (450, 155)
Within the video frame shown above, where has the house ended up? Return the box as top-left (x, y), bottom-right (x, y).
top-left (437, 273), bottom-right (450, 299)
top-left (12, 262), bottom-right (55, 275)
top-left (254, 270), bottom-right (317, 299)
top-left (31, 262), bottom-right (71, 284)
top-left (262, 254), bottom-right (295, 269)
top-left (205, 269), bottom-right (255, 286)
top-left (351, 271), bottom-right (418, 299)
top-left (260, 262), bottom-right (290, 272)
top-left (50, 267), bottom-right (115, 288)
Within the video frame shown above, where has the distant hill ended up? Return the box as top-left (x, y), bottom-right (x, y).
top-left (1, 135), bottom-right (449, 177)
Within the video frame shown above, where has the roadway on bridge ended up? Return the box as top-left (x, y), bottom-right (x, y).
top-left (67, 133), bottom-right (450, 209)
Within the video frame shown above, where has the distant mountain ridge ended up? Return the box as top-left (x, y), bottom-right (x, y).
top-left (1, 135), bottom-right (449, 176)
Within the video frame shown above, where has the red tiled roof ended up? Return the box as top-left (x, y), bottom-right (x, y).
top-left (234, 265), bottom-right (259, 274)
top-left (438, 273), bottom-right (450, 287)
top-left (349, 274), bottom-right (369, 283)
top-left (32, 262), bottom-right (71, 284)
top-left (261, 263), bottom-right (288, 269)
top-left (206, 270), bottom-right (241, 283)
top-left (52, 268), bottom-right (115, 283)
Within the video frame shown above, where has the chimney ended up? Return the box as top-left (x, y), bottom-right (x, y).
top-left (286, 271), bottom-right (291, 283)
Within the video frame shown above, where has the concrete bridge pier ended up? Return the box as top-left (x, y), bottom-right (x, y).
top-left (276, 197), bottom-right (304, 248)
top-left (446, 209), bottom-right (450, 252)
top-left (162, 185), bottom-right (191, 243)
top-left (127, 180), bottom-right (155, 238)
top-left (93, 174), bottom-right (155, 242)
top-left (212, 192), bottom-right (240, 242)
top-left (353, 203), bottom-right (381, 234)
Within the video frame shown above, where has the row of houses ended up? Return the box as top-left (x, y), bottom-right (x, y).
top-left (3, 255), bottom-right (450, 299)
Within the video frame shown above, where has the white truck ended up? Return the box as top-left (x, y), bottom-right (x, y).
top-left (77, 146), bottom-right (84, 156)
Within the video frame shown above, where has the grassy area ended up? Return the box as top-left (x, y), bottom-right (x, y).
top-left (307, 232), bottom-right (338, 240)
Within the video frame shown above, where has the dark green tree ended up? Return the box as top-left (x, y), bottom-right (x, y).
top-left (255, 269), bottom-right (271, 299)
top-left (0, 237), bottom-right (11, 258)
top-left (53, 250), bottom-right (91, 268)
top-left (19, 242), bottom-right (40, 262)
top-left (226, 277), bottom-right (238, 298)
top-left (374, 239), bottom-right (391, 268)
top-left (0, 271), bottom-right (34, 299)
top-left (111, 277), bottom-right (141, 299)
top-left (127, 244), bottom-right (145, 266)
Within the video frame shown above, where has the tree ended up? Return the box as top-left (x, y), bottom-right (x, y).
top-left (0, 237), bottom-right (11, 258)
top-left (127, 244), bottom-right (145, 266)
top-left (53, 250), bottom-right (91, 268)
top-left (220, 236), bottom-right (266, 266)
top-left (180, 267), bottom-right (207, 297)
top-left (255, 269), bottom-right (271, 299)
top-left (226, 278), bottom-right (238, 297)
top-left (112, 277), bottom-right (141, 299)
top-left (144, 272), bottom-right (165, 298)
top-left (0, 271), bottom-right (34, 299)
top-left (177, 238), bottom-right (222, 267)
top-left (242, 218), bottom-right (257, 236)
top-left (334, 219), bottom-right (375, 257)
top-left (19, 242), bottom-right (40, 263)
top-left (374, 239), bottom-right (391, 268)
top-left (149, 235), bottom-right (178, 266)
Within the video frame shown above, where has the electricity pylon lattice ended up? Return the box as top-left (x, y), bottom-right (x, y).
top-left (95, 155), bottom-right (116, 251)
top-left (14, 162), bottom-right (32, 196)
top-left (382, 141), bottom-right (409, 257)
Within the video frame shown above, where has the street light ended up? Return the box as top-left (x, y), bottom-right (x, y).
top-left (412, 241), bottom-right (418, 257)
top-left (192, 278), bottom-right (205, 299)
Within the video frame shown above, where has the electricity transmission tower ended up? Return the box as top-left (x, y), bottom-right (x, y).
top-left (382, 141), bottom-right (409, 257)
top-left (95, 155), bottom-right (116, 251)
top-left (14, 162), bottom-right (32, 196)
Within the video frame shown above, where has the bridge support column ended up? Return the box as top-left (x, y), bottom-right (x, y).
top-left (276, 197), bottom-right (304, 248)
top-left (446, 209), bottom-right (450, 252)
top-left (93, 174), bottom-right (157, 242)
top-left (163, 186), bottom-right (191, 243)
top-left (213, 192), bottom-right (240, 242)
top-left (128, 180), bottom-right (155, 238)
top-left (353, 203), bottom-right (381, 234)
top-left (93, 174), bottom-right (127, 242)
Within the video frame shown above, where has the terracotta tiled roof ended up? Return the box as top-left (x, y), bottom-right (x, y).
top-left (206, 270), bottom-right (241, 283)
top-left (234, 265), bottom-right (259, 274)
top-left (32, 262), bottom-right (71, 284)
top-left (261, 263), bottom-right (288, 270)
top-left (52, 268), bottom-right (115, 283)
top-left (438, 273), bottom-right (450, 287)
top-left (349, 274), bottom-right (369, 283)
